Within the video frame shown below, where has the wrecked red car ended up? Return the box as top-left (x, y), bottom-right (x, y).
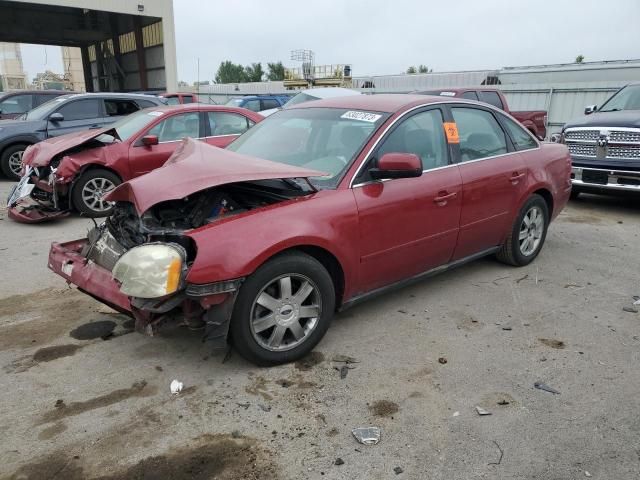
top-left (48, 95), bottom-right (571, 365)
top-left (7, 104), bottom-right (263, 223)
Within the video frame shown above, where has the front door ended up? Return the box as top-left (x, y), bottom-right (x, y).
top-left (448, 105), bottom-right (527, 259)
top-left (46, 98), bottom-right (103, 137)
top-left (128, 111), bottom-right (202, 177)
top-left (352, 107), bottom-right (462, 293)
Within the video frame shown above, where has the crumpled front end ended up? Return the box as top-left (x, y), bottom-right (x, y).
top-left (7, 164), bottom-right (72, 223)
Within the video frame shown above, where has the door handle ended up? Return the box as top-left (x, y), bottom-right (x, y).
top-left (510, 172), bottom-right (525, 183)
top-left (434, 191), bottom-right (457, 205)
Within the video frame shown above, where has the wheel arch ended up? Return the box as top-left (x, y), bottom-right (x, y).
top-left (531, 187), bottom-right (554, 217)
top-left (253, 244), bottom-right (346, 309)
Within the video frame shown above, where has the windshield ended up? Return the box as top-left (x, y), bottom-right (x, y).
top-left (226, 107), bottom-right (389, 188)
top-left (23, 95), bottom-right (71, 120)
top-left (283, 93), bottom-right (320, 108)
top-left (225, 98), bottom-right (244, 107)
top-left (599, 85), bottom-right (640, 112)
top-left (96, 109), bottom-right (165, 142)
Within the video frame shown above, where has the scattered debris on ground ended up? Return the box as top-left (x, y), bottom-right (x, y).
top-left (369, 400), bottom-right (399, 417)
top-left (170, 380), bottom-right (183, 395)
top-left (394, 466), bottom-right (404, 474)
top-left (538, 338), bottom-right (566, 349)
top-left (488, 441), bottom-right (504, 465)
top-left (622, 306), bottom-right (638, 313)
top-left (352, 427), bottom-right (381, 445)
top-left (334, 458), bottom-right (344, 466)
top-left (332, 354), bottom-right (359, 364)
top-left (534, 381), bottom-right (561, 394)
top-left (438, 357), bottom-right (447, 364)
top-left (475, 406), bottom-right (492, 416)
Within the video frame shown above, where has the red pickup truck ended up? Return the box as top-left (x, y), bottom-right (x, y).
top-left (417, 88), bottom-right (547, 140)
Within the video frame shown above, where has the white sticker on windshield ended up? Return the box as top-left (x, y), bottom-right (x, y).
top-left (341, 111), bottom-right (382, 123)
top-left (439, 92), bottom-right (456, 97)
top-left (147, 111), bottom-right (164, 117)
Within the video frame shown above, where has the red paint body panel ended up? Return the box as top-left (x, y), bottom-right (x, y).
top-left (48, 240), bottom-right (132, 312)
top-left (453, 153), bottom-right (527, 259)
top-left (353, 168), bottom-right (462, 293)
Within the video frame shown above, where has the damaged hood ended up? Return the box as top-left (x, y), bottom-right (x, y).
top-left (107, 138), bottom-right (325, 214)
top-left (23, 127), bottom-right (116, 168)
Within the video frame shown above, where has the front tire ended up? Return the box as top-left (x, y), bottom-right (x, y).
top-left (230, 251), bottom-right (335, 366)
top-left (1, 144), bottom-right (28, 180)
top-left (71, 169), bottom-right (120, 217)
top-left (497, 194), bottom-right (549, 266)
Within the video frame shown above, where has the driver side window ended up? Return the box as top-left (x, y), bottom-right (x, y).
top-left (147, 112), bottom-right (200, 142)
top-left (376, 109), bottom-right (448, 170)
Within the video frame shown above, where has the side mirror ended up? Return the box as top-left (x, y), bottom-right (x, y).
top-left (370, 153), bottom-right (423, 180)
top-left (584, 105), bottom-right (597, 115)
top-left (142, 135), bottom-right (159, 147)
top-left (49, 112), bottom-right (64, 122)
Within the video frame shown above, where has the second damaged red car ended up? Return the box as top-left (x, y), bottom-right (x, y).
top-left (7, 104), bottom-right (262, 222)
top-left (48, 95), bottom-right (572, 365)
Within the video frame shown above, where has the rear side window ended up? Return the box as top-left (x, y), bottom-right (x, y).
top-left (500, 114), bottom-right (538, 151)
top-left (452, 107), bottom-right (508, 161)
top-left (0, 94), bottom-right (33, 113)
top-left (261, 99), bottom-right (280, 110)
top-left (479, 91), bottom-right (504, 109)
top-left (105, 99), bottom-right (140, 117)
top-left (208, 112), bottom-right (250, 136)
top-left (136, 99), bottom-right (158, 109)
top-left (182, 95), bottom-right (194, 104)
top-left (57, 99), bottom-right (101, 120)
top-left (243, 99), bottom-right (261, 112)
top-left (461, 91), bottom-right (479, 101)
top-left (165, 97), bottom-right (180, 105)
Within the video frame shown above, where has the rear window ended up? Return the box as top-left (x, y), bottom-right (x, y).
top-left (479, 91), bottom-right (504, 110)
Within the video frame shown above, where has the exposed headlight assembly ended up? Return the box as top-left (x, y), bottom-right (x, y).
top-left (112, 243), bottom-right (186, 298)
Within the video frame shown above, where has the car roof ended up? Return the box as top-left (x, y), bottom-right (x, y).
top-left (287, 93), bottom-right (449, 113)
top-left (298, 87), bottom-right (361, 99)
top-left (58, 92), bottom-right (164, 101)
top-left (141, 104), bottom-right (256, 113)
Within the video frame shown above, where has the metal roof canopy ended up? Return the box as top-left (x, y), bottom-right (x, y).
top-left (0, 1), bottom-right (161, 46)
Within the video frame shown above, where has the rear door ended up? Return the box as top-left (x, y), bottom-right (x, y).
top-left (352, 107), bottom-right (462, 293)
top-left (128, 111), bottom-right (202, 177)
top-left (447, 104), bottom-right (527, 260)
top-left (46, 98), bottom-right (103, 137)
top-left (204, 111), bottom-right (254, 147)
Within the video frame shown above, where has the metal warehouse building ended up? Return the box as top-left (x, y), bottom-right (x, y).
top-left (0, 0), bottom-right (178, 92)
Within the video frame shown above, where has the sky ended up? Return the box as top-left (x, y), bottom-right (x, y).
top-left (17, 0), bottom-right (640, 83)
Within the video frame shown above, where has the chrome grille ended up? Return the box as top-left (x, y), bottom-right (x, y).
top-left (607, 145), bottom-right (640, 159)
top-left (567, 143), bottom-right (596, 157)
top-left (565, 130), bottom-right (599, 142)
top-left (609, 130), bottom-right (640, 144)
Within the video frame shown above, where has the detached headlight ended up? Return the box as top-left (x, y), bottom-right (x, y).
top-left (112, 244), bottom-right (185, 298)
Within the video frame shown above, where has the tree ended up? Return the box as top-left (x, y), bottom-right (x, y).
top-left (244, 63), bottom-right (264, 82)
top-left (266, 62), bottom-right (285, 81)
top-left (215, 61), bottom-right (247, 83)
top-left (406, 66), bottom-right (417, 74)
top-left (418, 65), bottom-right (432, 73)
top-left (575, 55), bottom-right (585, 63)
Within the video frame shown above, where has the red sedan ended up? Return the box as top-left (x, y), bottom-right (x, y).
top-left (8, 104), bottom-right (263, 222)
top-left (48, 94), bottom-right (572, 365)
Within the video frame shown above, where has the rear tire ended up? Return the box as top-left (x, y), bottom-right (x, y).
top-left (71, 169), bottom-right (121, 217)
top-left (230, 251), bottom-right (335, 366)
top-left (1, 144), bottom-right (28, 180)
top-left (497, 194), bottom-right (549, 267)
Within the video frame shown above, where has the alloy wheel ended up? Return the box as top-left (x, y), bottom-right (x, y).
top-left (81, 177), bottom-right (116, 213)
top-left (8, 150), bottom-right (24, 177)
top-left (249, 273), bottom-right (322, 352)
top-left (519, 206), bottom-right (544, 256)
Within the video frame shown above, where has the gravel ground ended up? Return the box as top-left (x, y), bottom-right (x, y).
top-left (1, 178), bottom-right (639, 480)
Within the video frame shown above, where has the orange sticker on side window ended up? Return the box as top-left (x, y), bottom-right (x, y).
top-left (443, 122), bottom-right (460, 143)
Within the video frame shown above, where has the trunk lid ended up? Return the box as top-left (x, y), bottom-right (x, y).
top-left (106, 138), bottom-right (325, 214)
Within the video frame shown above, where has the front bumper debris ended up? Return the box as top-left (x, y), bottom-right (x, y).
top-left (48, 239), bottom-right (132, 313)
top-left (571, 166), bottom-right (640, 192)
top-left (8, 169), bottom-right (70, 224)
top-left (48, 237), bottom-right (241, 347)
